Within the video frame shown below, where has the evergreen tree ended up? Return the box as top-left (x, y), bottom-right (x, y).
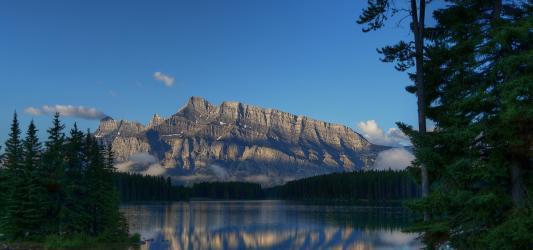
top-left (100, 144), bottom-right (129, 240)
top-left (1, 113), bottom-right (24, 238)
top-left (0, 114), bottom-right (131, 242)
top-left (41, 112), bottom-right (66, 235)
top-left (62, 123), bottom-right (88, 233)
top-left (400, 1), bottom-right (532, 248)
top-left (3, 113), bottom-right (23, 171)
top-left (19, 121), bottom-right (47, 238)
top-left (84, 132), bottom-right (104, 236)
top-left (84, 132), bottom-right (127, 238)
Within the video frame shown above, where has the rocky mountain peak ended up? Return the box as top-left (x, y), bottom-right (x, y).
top-left (186, 96), bottom-right (213, 111)
top-left (175, 96), bottom-right (215, 120)
top-left (148, 113), bottom-right (164, 127)
top-left (97, 96), bottom-right (386, 186)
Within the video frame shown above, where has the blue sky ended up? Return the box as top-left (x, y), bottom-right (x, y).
top-left (0, 0), bottom-right (421, 146)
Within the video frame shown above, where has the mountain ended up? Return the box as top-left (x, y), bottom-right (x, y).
top-left (95, 97), bottom-right (388, 186)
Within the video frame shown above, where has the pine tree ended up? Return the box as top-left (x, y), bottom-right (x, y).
top-left (84, 132), bottom-right (102, 235)
top-left (402, 1), bottom-right (532, 248)
top-left (83, 133), bottom-right (128, 239)
top-left (19, 121), bottom-right (47, 238)
top-left (42, 112), bottom-right (66, 235)
top-left (101, 144), bottom-right (129, 240)
top-left (1, 114), bottom-right (132, 242)
top-left (2, 112), bottom-right (24, 238)
top-left (62, 123), bottom-right (88, 233)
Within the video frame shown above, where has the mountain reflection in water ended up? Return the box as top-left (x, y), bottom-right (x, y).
top-left (121, 200), bottom-right (421, 250)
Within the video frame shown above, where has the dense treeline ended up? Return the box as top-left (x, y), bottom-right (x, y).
top-left (114, 170), bottom-right (418, 203)
top-left (359, 0), bottom-right (532, 248)
top-left (114, 172), bottom-right (189, 202)
top-left (266, 170), bottom-right (420, 205)
top-left (0, 113), bottom-right (130, 244)
top-left (190, 182), bottom-right (264, 200)
top-left (113, 172), bottom-right (262, 201)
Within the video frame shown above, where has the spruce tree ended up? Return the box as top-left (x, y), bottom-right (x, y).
top-left (2, 112), bottom-right (24, 238)
top-left (62, 123), bottom-right (88, 233)
top-left (42, 112), bottom-right (66, 235)
top-left (101, 144), bottom-right (129, 240)
top-left (83, 131), bottom-right (115, 236)
top-left (84, 132), bottom-right (101, 235)
top-left (402, 1), bottom-right (532, 248)
top-left (3, 113), bottom-right (23, 170)
top-left (19, 121), bottom-right (47, 238)
top-left (0, 114), bottom-right (131, 242)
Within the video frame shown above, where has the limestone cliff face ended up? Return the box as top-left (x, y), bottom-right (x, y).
top-left (95, 97), bottom-right (386, 186)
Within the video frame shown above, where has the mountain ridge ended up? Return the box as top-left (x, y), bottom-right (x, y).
top-left (96, 96), bottom-right (389, 186)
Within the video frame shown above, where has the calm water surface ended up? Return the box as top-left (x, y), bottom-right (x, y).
top-left (121, 200), bottom-right (421, 250)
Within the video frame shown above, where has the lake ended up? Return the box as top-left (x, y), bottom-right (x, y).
top-left (121, 200), bottom-right (421, 250)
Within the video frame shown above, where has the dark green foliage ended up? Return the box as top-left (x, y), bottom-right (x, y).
top-left (357, 0), bottom-right (389, 32)
top-left (267, 170), bottom-right (419, 205)
top-left (41, 112), bottom-right (66, 235)
top-left (114, 174), bottom-right (263, 201)
top-left (114, 172), bottom-right (189, 202)
top-left (3, 113), bottom-right (23, 172)
top-left (0, 113), bottom-right (130, 243)
top-left (83, 133), bottom-right (126, 239)
top-left (191, 182), bottom-right (264, 200)
top-left (18, 121), bottom-right (47, 238)
top-left (2, 113), bottom-right (26, 238)
top-left (62, 123), bottom-right (88, 233)
top-left (114, 171), bottom-right (419, 203)
top-left (398, 1), bottom-right (533, 248)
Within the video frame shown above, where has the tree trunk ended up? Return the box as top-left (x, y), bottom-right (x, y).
top-left (411, 0), bottom-right (429, 221)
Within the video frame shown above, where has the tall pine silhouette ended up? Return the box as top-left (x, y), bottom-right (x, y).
top-left (42, 112), bottom-right (67, 235)
top-left (401, 1), bottom-right (532, 248)
top-left (20, 121), bottom-right (47, 238)
top-left (62, 123), bottom-right (88, 233)
top-left (2, 113), bottom-right (24, 238)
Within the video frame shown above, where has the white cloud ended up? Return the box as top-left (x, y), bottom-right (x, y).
top-left (357, 120), bottom-right (410, 146)
top-left (24, 107), bottom-right (42, 115)
top-left (143, 163), bottom-right (167, 176)
top-left (129, 152), bottom-right (158, 165)
top-left (154, 71), bottom-right (175, 87)
top-left (372, 148), bottom-right (414, 170)
top-left (114, 161), bottom-right (134, 172)
top-left (24, 105), bottom-right (108, 120)
top-left (114, 152), bottom-right (166, 176)
top-left (209, 164), bottom-right (229, 179)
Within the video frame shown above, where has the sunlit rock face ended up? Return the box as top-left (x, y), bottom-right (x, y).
top-left (96, 97), bottom-right (387, 186)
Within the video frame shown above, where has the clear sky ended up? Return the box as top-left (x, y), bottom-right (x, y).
top-left (1, 0), bottom-right (420, 146)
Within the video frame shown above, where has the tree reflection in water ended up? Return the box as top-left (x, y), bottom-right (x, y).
top-left (121, 200), bottom-right (421, 250)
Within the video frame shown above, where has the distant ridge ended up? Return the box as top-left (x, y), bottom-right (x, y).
top-left (96, 96), bottom-right (388, 186)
